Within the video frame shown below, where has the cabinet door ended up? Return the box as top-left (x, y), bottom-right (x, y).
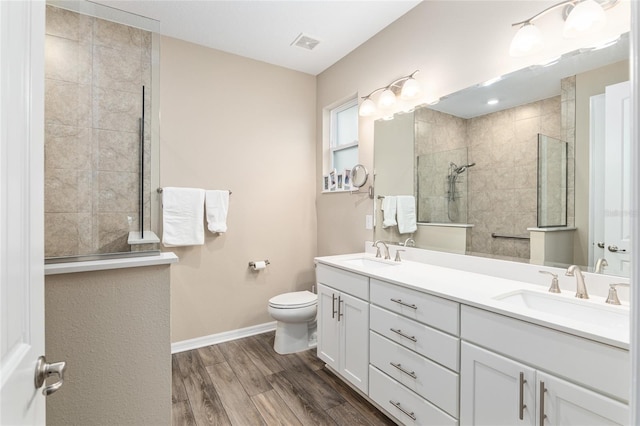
top-left (537, 372), bottom-right (628, 425)
top-left (339, 292), bottom-right (369, 393)
top-left (317, 284), bottom-right (340, 370)
top-left (461, 342), bottom-right (536, 426)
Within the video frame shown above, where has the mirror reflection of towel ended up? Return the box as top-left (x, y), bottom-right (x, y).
top-left (382, 196), bottom-right (397, 228)
top-left (397, 195), bottom-right (417, 234)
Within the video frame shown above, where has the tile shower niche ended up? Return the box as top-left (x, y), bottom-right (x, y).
top-left (44, 5), bottom-right (158, 257)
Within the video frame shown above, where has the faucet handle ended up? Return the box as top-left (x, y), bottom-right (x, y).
top-left (605, 283), bottom-right (630, 305)
top-left (539, 271), bottom-right (560, 293)
top-left (394, 249), bottom-right (405, 262)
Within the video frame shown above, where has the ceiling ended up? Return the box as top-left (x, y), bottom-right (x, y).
top-left (91, 0), bottom-right (422, 75)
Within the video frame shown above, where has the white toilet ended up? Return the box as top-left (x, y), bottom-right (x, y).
top-left (268, 290), bottom-right (317, 354)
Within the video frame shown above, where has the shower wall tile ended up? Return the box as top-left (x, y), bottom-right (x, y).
top-left (93, 87), bottom-right (142, 132)
top-left (45, 80), bottom-right (92, 127)
top-left (96, 129), bottom-right (139, 172)
top-left (45, 124), bottom-right (92, 171)
top-left (45, 169), bottom-right (79, 213)
top-left (45, 6), bottom-right (153, 257)
top-left (93, 45), bottom-right (143, 93)
top-left (94, 18), bottom-right (144, 50)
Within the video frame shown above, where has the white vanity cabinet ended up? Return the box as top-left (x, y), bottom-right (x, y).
top-left (316, 264), bottom-right (370, 393)
top-left (460, 306), bottom-right (629, 426)
top-left (368, 279), bottom-right (460, 425)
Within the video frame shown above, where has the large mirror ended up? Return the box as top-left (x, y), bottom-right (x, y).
top-left (373, 32), bottom-right (630, 276)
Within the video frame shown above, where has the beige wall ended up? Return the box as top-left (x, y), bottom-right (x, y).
top-left (315, 0), bottom-right (630, 256)
top-left (159, 37), bottom-right (317, 343)
top-left (45, 265), bottom-right (171, 426)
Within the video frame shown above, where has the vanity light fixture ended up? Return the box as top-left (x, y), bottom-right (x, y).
top-left (509, 0), bottom-right (618, 57)
top-left (358, 70), bottom-right (420, 117)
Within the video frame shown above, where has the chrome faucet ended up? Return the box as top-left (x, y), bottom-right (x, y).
top-left (566, 265), bottom-right (589, 299)
top-left (594, 258), bottom-right (608, 274)
top-left (373, 240), bottom-right (391, 260)
top-left (402, 238), bottom-right (415, 247)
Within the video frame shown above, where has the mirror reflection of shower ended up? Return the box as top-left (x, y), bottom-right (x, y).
top-left (447, 162), bottom-right (475, 221)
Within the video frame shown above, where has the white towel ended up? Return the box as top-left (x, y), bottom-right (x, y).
top-left (161, 187), bottom-right (205, 246)
top-left (397, 195), bottom-right (417, 234)
top-left (381, 196), bottom-right (397, 228)
top-left (205, 190), bottom-right (230, 233)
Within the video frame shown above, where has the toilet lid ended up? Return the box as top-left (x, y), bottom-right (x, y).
top-left (269, 290), bottom-right (317, 308)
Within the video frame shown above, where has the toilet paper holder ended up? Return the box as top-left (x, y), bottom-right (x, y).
top-left (248, 260), bottom-right (270, 268)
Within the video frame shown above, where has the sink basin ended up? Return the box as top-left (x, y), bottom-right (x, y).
top-left (494, 290), bottom-right (629, 331)
top-left (341, 257), bottom-right (399, 269)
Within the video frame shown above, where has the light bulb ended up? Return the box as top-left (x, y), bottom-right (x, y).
top-left (509, 23), bottom-right (543, 57)
top-left (563, 0), bottom-right (606, 38)
top-left (400, 77), bottom-right (420, 99)
top-left (378, 88), bottom-right (396, 109)
top-left (358, 98), bottom-right (376, 116)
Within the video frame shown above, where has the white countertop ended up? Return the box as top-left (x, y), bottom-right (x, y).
top-left (315, 252), bottom-right (629, 350)
top-left (45, 252), bottom-right (178, 275)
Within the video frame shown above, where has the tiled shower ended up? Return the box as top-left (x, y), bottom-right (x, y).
top-left (44, 5), bottom-right (152, 257)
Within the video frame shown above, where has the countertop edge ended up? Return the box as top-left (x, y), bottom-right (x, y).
top-left (45, 252), bottom-right (179, 275)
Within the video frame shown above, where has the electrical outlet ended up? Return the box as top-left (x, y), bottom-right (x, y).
top-left (365, 215), bottom-right (373, 230)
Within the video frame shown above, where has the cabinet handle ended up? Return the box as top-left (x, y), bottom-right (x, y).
top-left (390, 362), bottom-right (417, 379)
top-left (390, 298), bottom-right (418, 310)
top-left (519, 372), bottom-right (527, 420)
top-left (390, 328), bottom-right (417, 342)
top-left (331, 294), bottom-right (337, 319)
top-left (539, 381), bottom-right (547, 426)
top-left (389, 400), bottom-right (416, 421)
top-left (337, 296), bottom-right (344, 321)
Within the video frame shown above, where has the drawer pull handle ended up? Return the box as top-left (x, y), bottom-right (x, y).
top-left (539, 381), bottom-right (547, 426)
top-left (390, 298), bottom-right (418, 310)
top-left (389, 400), bottom-right (416, 421)
top-left (519, 372), bottom-right (527, 420)
top-left (331, 294), bottom-right (337, 319)
top-left (390, 328), bottom-right (417, 342)
top-left (390, 362), bottom-right (417, 379)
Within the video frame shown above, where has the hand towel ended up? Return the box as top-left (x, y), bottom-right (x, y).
top-left (161, 187), bottom-right (205, 246)
top-left (381, 196), bottom-right (397, 228)
top-left (205, 190), bottom-right (230, 233)
top-left (397, 195), bottom-right (417, 234)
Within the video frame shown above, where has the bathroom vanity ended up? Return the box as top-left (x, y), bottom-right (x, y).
top-left (315, 251), bottom-right (629, 425)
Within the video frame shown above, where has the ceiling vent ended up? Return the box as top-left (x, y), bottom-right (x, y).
top-left (291, 33), bottom-right (320, 51)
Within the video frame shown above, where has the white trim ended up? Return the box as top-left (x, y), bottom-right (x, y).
top-left (44, 252), bottom-right (178, 275)
top-left (171, 321), bottom-right (277, 354)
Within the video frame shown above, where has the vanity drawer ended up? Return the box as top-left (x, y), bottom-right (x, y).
top-left (316, 264), bottom-right (369, 300)
top-left (370, 331), bottom-right (459, 417)
top-left (370, 305), bottom-right (459, 372)
top-left (371, 279), bottom-right (459, 335)
top-left (369, 365), bottom-right (458, 426)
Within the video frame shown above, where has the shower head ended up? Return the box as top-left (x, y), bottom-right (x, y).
top-left (455, 163), bottom-right (476, 174)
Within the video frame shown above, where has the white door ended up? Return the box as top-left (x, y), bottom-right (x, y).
top-left (316, 284), bottom-right (340, 370)
top-left (339, 292), bottom-right (369, 393)
top-left (604, 81), bottom-right (631, 274)
top-left (537, 372), bottom-right (628, 425)
top-left (0, 1), bottom-right (53, 424)
top-left (460, 342), bottom-right (536, 426)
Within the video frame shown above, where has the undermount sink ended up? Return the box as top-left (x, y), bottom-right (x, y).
top-left (494, 290), bottom-right (629, 331)
top-left (341, 257), bottom-right (399, 269)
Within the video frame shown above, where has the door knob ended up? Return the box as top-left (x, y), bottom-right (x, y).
top-left (608, 245), bottom-right (627, 253)
top-left (34, 356), bottom-right (66, 396)
top-left (597, 242), bottom-right (605, 248)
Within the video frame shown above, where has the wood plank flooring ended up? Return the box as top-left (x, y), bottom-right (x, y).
top-left (172, 331), bottom-right (394, 426)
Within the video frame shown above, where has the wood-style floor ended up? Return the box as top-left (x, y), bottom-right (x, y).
top-left (172, 331), bottom-right (395, 425)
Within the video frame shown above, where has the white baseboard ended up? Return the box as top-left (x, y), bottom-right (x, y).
top-left (171, 321), bottom-right (277, 354)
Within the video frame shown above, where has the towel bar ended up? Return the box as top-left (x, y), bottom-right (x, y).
top-left (491, 232), bottom-right (530, 240)
top-left (157, 187), bottom-right (232, 195)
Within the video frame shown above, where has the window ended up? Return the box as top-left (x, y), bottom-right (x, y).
top-left (330, 98), bottom-right (359, 176)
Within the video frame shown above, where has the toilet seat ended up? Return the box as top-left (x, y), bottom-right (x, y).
top-left (269, 290), bottom-right (317, 309)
